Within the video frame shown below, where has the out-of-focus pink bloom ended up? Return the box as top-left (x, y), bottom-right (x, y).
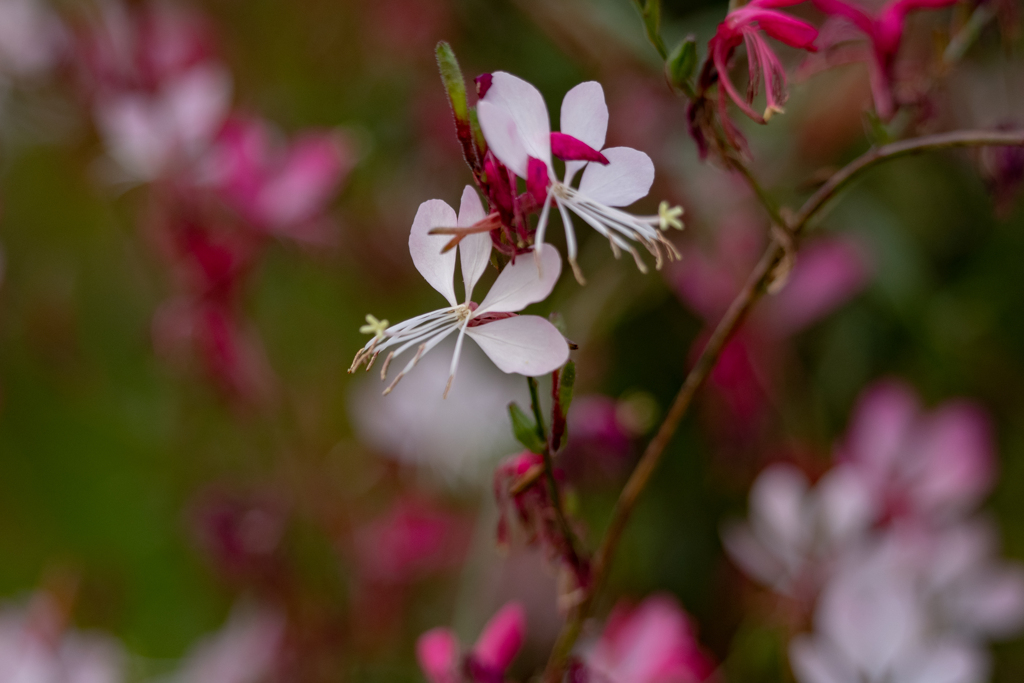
top-left (353, 498), bottom-right (469, 584)
top-left (838, 380), bottom-right (995, 523)
top-left (168, 604), bottom-right (285, 683)
top-left (583, 594), bottom-right (715, 683)
top-left (202, 117), bottom-right (354, 242)
top-left (0, 0), bottom-right (66, 79)
top-left (0, 591), bottom-right (124, 683)
top-left (811, 0), bottom-right (957, 119)
top-left (350, 187), bottom-right (569, 397)
top-left (559, 395), bottom-right (635, 482)
top-left (77, 1), bottom-right (231, 182)
top-left (722, 463), bottom-right (874, 597)
top-left (416, 602), bottom-right (526, 683)
top-left (476, 72), bottom-right (681, 280)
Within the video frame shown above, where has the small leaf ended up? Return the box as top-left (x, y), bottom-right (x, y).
top-left (631, 0), bottom-right (668, 59)
top-left (435, 41), bottom-right (468, 125)
top-left (558, 361), bottom-right (576, 418)
top-left (667, 37), bottom-right (698, 96)
top-left (509, 402), bottom-right (546, 454)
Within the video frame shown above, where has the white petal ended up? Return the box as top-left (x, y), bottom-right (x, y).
top-left (476, 244), bottom-right (561, 314)
top-left (477, 101), bottom-right (531, 178)
top-left (466, 316), bottom-right (568, 376)
top-left (165, 65), bottom-right (232, 156)
top-left (750, 464), bottom-right (810, 560)
top-left (577, 147), bottom-right (654, 207)
top-left (410, 199), bottom-right (458, 306)
top-left (721, 521), bottom-right (789, 589)
top-left (458, 185), bottom-right (491, 303)
top-left (789, 636), bottom-right (859, 683)
top-left (560, 81), bottom-right (608, 151)
top-left (480, 71), bottom-right (552, 173)
top-left (893, 640), bottom-right (989, 683)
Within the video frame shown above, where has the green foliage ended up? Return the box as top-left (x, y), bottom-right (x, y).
top-left (666, 37), bottom-right (698, 97)
top-left (630, 0), bottom-right (668, 59)
top-left (508, 402), bottom-right (546, 454)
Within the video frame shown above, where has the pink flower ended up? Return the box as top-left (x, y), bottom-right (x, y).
top-left (350, 186), bottom-right (570, 397)
top-left (78, 1), bottom-right (231, 182)
top-left (416, 602), bottom-right (527, 683)
top-left (583, 594), bottom-right (715, 683)
top-left (811, 0), bottom-right (957, 118)
top-left (476, 72), bottom-right (682, 281)
top-left (0, 0), bottom-right (65, 79)
top-left (203, 116), bottom-right (354, 242)
top-left (710, 0), bottom-right (819, 124)
top-left (838, 380), bottom-right (995, 523)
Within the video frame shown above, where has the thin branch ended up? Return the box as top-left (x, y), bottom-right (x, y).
top-left (542, 128), bottom-right (1024, 680)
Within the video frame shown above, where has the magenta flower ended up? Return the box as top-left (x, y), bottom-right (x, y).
top-left (417, 601), bottom-right (526, 683)
top-left (709, 0), bottom-right (819, 126)
top-left (811, 0), bottom-right (957, 119)
top-left (350, 186), bottom-right (570, 397)
top-left (476, 72), bottom-right (682, 282)
top-left (583, 594), bottom-right (715, 683)
top-left (203, 116), bottom-right (354, 242)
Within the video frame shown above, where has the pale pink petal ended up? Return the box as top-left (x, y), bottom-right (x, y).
top-left (841, 380), bottom-right (918, 477)
top-left (457, 185), bottom-right (491, 303)
top-left (560, 81), bottom-right (608, 180)
top-left (893, 640), bottom-right (989, 683)
top-left (577, 147), bottom-right (654, 207)
top-left (165, 64), bottom-right (232, 156)
top-left (409, 199), bottom-right (459, 307)
top-left (750, 464), bottom-right (810, 555)
top-left (477, 100), bottom-right (532, 178)
top-left (789, 636), bottom-right (859, 683)
top-left (466, 316), bottom-right (569, 376)
top-left (560, 81), bottom-right (608, 151)
top-left (416, 628), bottom-right (460, 683)
top-left (472, 602), bottom-right (526, 672)
top-left (95, 96), bottom-right (169, 180)
top-left (950, 564), bottom-right (1024, 638)
top-left (911, 403), bottom-right (994, 514)
top-left (480, 71), bottom-right (552, 171)
top-left (816, 465), bottom-right (875, 542)
top-left (476, 244), bottom-right (561, 314)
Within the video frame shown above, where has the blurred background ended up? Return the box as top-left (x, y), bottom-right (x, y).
top-left (0, 0), bottom-right (1022, 681)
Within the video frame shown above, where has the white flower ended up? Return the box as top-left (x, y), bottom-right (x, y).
top-left (350, 186), bottom-right (570, 397)
top-left (476, 72), bottom-right (682, 282)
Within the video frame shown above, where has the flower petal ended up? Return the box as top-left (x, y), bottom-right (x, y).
top-left (577, 147), bottom-right (654, 207)
top-left (789, 636), bottom-right (859, 683)
top-left (472, 602), bottom-right (526, 672)
top-left (477, 101), bottom-right (531, 178)
top-left (560, 81), bottom-right (608, 152)
top-left (479, 71), bottom-right (552, 174)
top-left (416, 628), bottom-right (460, 683)
top-left (466, 316), bottom-right (569, 376)
top-left (755, 11), bottom-right (819, 50)
top-left (476, 244), bottom-right (561, 314)
top-left (457, 186), bottom-right (491, 303)
top-left (410, 199), bottom-right (458, 306)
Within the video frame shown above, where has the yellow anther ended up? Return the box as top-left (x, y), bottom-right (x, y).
top-left (658, 201), bottom-right (685, 231)
top-left (359, 314), bottom-right (389, 340)
top-left (763, 105), bottom-right (785, 121)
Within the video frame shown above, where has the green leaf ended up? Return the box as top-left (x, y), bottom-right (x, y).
top-left (631, 0), bottom-right (668, 59)
top-left (667, 37), bottom-right (698, 95)
top-left (509, 402), bottom-right (546, 454)
top-left (435, 41), bottom-right (468, 125)
top-left (558, 361), bottom-right (576, 417)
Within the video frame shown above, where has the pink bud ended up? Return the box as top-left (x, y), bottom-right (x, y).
top-left (472, 601), bottom-right (526, 672)
top-left (550, 132), bottom-right (609, 164)
top-left (416, 628), bottom-right (460, 683)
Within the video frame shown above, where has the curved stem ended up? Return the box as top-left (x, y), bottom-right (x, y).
top-left (542, 128), bottom-right (1024, 680)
